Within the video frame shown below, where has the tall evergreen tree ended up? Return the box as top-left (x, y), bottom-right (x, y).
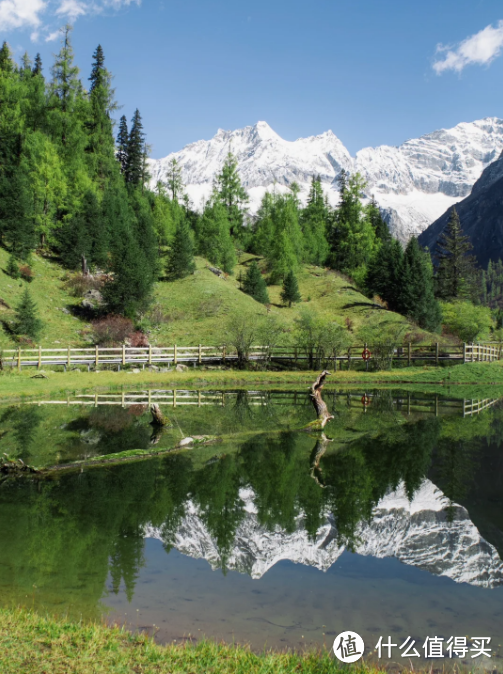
top-left (116, 115), bottom-right (129, 174)
top-left (166, 157), bottom-right (184, 201)
top-left (166, 217), bottom-right (195, 279)
top-left (0, 42), bottom-right (13, 73)
top-left (242, 261), bottom-right (269, 304)
top-left (13, 289), bottom-right (43, 341)
top-left (32, 53), bottom-right (43, 76)
top-left (400, 238), bottom-right (441, 331)
top-left (330, 172), bottom-right (377, 273)
top-left (366, 197), bottom-right (390, 243)
top-left (300, 176), bottom-right (329, 265)
top-left (435, 207), bottom-right (477, 301)
top-left (125, 109), bottom-right (145, 187)
top-left (365, 238), bottom-right (404, 310)
top-left (198, 200), bottom-right (236, 273)
top-left (86, 44), bottom-right (117, 183)
top-left (213, 152), bottom-right (248, 238)
top-left (281, 270), bottom-right (302, 307)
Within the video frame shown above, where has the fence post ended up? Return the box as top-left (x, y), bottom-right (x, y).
top-left (198, 344), bottom-right (202, 365)
top-left (471, 343), bottom-right (474, 362)
top-left (435, 342), bottom-right (439, 366)
top-left (17, 347), bottom-right (21, 372)
top-left (463, 343), bottom-right (466, 364)
top-left (38, 345), bottom-right (42, 370)
top-left (334, 350), bottom-right (337, 372)
top-left (122, 344), bottom-right (126, 366)
top-left (347, 347), bottom-right (351, 371)
top-left (148, 344), bottom-right (152, 366)
top-left (173, 389), bottom-right (177, 408)
top-left (95, 345), bottom-right (99, 369)
top-left (67, 346), bottom-right (71, 369)
top-left (408, 341), bottom-right (411, 367)
top-left (174, 344), bottom-right (177, 365)
top-left (222, 345), bottom-right (226, 364)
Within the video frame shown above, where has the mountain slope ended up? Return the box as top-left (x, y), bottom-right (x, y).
top-left (418, 152), bottom-right (503, 267)
top-left (150, 118), bottom-right (503, 242)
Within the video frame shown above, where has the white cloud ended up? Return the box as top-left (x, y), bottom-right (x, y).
top-left (433, 20), bottom-right (503, 74)
top-left (56, 0), bottom-right (86, 19)
top-left (0, 0), bottom-right (141, 39)
top-left (0, 0), bottom-right (47, 31)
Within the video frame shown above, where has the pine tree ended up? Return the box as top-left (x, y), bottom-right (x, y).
top-left (300, 176), bottom-right (329, 265)
top-left (435, 207), bottom-right (477, 301)
top-left (213, 152), bottom-right (248, 238)
top-left (13, 289), bottom-right (43, 341)
top-left (0, 42), bottom-right (13, 73)
top-left (116, 115), bottom-right (129, 174)
top-left (166, 217), bottom-right (195, 279)
top-left (166, 157), bottom-right (184, 201)
top-left (32, 53), bottom-right (43, 76)
top-left (198, 201), bottom-right (236, 273)
top-left (125, 109), bottom-right (145, 187)
top-left (400, 238), bottom-right (441, 331)
top-left (242, 261), bottom-right (269, 304)
top-left (330, 172), bottom-right (377, 273)
top-left (86, 44), bottom-right (117, 184)
top-left (365, 239), bottom-right (404, 310)
top-left (281, 270), bottom-right (302, 307)
top-left (7, 254), bottom-right (19, 279)
top-left (366, 197), bottom-right (390, 242)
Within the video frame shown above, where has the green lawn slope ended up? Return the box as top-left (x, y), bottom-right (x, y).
top-left (0, 247), bottom-right (433, 349)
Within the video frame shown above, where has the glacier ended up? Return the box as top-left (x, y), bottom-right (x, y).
top-left (149, 118), bottom-right (503, 242)
top-left (144, 480), bottom-right (503, 589)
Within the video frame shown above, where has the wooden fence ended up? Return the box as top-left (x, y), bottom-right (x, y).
top-left (2, 341), bottom-right (503, 371)
top-left (29, 389), bottom-right (501, 418)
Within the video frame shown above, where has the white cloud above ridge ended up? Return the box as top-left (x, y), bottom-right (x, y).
top-left (433, 20), bottom-right (503, 74)
top-left (0, 0), bottom-right (141, 40)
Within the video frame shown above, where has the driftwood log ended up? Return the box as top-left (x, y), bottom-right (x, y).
top-left (305, 370), bottom-right (334, 430)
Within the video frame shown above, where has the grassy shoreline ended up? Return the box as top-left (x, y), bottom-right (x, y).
top-left (1, 361), bottom-right (503, 402)
top-left (0, 608), bottom-right (416, 674)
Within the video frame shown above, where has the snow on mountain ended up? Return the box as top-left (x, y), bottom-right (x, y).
top-left (149, 118), bottom-right (503, 242)
top-left (144, 480), bottom-right (503, 589)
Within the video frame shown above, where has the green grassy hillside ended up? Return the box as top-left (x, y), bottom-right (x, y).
top-left (0, 248), bottom-right (433, 349)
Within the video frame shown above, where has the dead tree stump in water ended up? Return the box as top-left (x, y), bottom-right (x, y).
top-left (150, 404), bottom-right (168, 427)
top-left (306, 370), bottom-right (334, 430)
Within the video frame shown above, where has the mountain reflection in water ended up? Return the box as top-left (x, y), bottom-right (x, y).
top-left (0, 389), bottom-right (502, 659)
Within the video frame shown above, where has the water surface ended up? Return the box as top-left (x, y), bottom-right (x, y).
top-left (0, 389), bottom-right (501, 669)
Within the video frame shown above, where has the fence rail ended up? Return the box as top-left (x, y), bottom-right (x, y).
top-left (2, 341), bottom-right (502, 371)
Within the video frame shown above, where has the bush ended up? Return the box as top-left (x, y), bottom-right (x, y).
top-left (19, 265), bottom-right (34, 283)
top-left (129, 331), bottom-right (149, 347)
top-left (63, 273), bottom-right (105, 298)
top-left (91, 316), bottom-right (134, 346)
top-left (441, 301), bottom-right (494, 343)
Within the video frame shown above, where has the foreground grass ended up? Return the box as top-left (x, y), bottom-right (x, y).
top-left (1, 361), bottom-right (503, 402)
top-left (0, 609), bottom-right (382, 674)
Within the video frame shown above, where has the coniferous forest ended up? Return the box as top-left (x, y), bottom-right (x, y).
top-left (0, 28), bottom-right (499, 346)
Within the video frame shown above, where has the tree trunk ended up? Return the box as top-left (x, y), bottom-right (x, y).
top-left (81, 254), bottom-right (89, 277)
top-left (304, 370), bottom-right (334, 430)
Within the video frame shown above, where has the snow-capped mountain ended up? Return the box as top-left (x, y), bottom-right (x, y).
top-left (149, 118), bottom-right (503, 242)
top-left (144, 480), bottom-right (503, 589)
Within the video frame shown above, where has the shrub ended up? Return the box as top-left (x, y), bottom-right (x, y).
top-left (63, 273), bottom-right (105, 298)
top-left (91, 316), bottom-right (134, 346)
top-left (129, 331), bottom-right (149, 347)
top-left (19, 265), bottom-right (34, 283)
top-left (441, 301), bottom-right (494, 343)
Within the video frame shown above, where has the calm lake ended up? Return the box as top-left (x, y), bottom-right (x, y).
top-left (0, 388), bottom-right (502, 669)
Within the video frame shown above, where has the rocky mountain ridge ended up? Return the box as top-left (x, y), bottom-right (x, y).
top-left (149, 118), bottom-right (503, 242)
top-left (144, 480), bottom-right (503, 589)
top-left (418, 151), bottom-right (503, 265)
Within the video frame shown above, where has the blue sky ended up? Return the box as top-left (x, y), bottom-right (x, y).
top-left (2, 0), bottom-right (503, 157)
